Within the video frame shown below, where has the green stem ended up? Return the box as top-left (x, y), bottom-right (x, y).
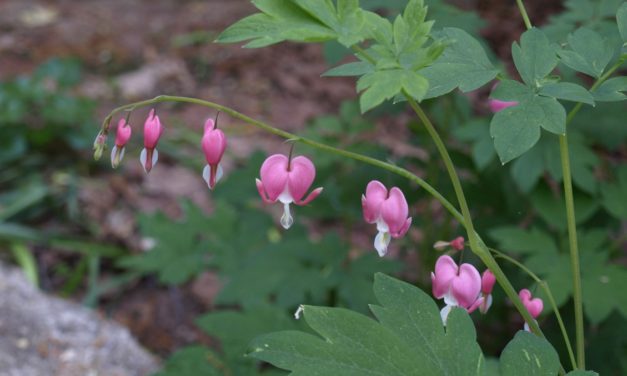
top-left (557, 28), bottom-right (625, 376)
top-left (515, 0), bottom-right (533, 30)
top-left (491, 248), bottom-right (577, 371)
top-left (558, 134), bottom-right (585, 369)
top-left (99, 95), bottom-right (463, 224)
top-left (404, 96), bottom-right (477, 240)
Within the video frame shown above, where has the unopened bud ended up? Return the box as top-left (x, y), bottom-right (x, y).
top-left (93, 133), bottom-right (106, 160)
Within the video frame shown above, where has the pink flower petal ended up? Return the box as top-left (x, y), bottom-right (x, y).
top-left (362, 180), bottom-right (387, 223)
top-left (481, 269), bottom-right (496, 295)
top-left (201, 128), bottom-right (227, 165)
top-left (115, 118), bottom-right (132, 147)
top-left (143, 109), bottom-right (163, 148)
top-left (287, 156), bottom-right (316, 202)
top-left (451, 263), bottom-right (482, 308)
top-left (381, 187), bottom-right (410, 236)
top-left (432, 255), bottom-right (458, 299)
top-left (259, 154), bottom-right (289, 202)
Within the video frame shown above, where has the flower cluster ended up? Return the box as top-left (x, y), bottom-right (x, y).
top-left (102, 111), bottom-right (415, 254)
top-left (106, 110), bottom-right (228, 190)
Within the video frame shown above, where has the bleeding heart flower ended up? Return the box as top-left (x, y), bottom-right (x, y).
top-left (361, 181), bottom-right (412, 257)
top-left (431, 255), bottom-right (483, 324)
top-left (479, 269), bottom-right (496, 314)
top-left (140, 109), bottom-right (163, 173)
top-left (111, 118), bottom-right (132, 168)
top-left (256, 153), bottom-right (323, 229)
top-left (519, 288), bottom-right (543, 331)
top-left (201, 118), bottom-right (227, 189)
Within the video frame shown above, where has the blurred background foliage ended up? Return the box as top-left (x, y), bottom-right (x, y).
top-left (1, 0), bottom-right (626, 375)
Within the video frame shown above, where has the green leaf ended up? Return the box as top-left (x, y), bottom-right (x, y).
top-left (420, 27), bottom-right (498, 98)
top-left (499, 331), bottom-right (560, 376)
top-left (565, 371), bottom-right (599, 376)
top-left (322, 61), bottom-right (373, 77)
top-left (601, 166), bottom-right (627, 219)
top-left (510, 132), bottom-right (599, 193)
top-left (197, 306), bottom-right (297, 371)
top-left (490, 95), bottom-right (565, 164)
top-left (295, 0), bottom-right (368, 47)
top-left (452, 119), bottom-right (495, 170)
top-left (582, 263), bottom-right (627, 324)
top-left (616, 2), bottom-right (627, 41)
top-left (249, 273), bottom-right (487, 376)
top-left (530, 187), bottom-right (599, 230)
top-left (557, 28), bottom-right (613, 78)
top-left (154, 346), bottom-right (222, 376)
top-left (512, 28), bottom-right (558, 87)
top-left (119, 201), bottom-right (237, 285)
top-left (539, 82), bottom-right (595, 105)
top-left (593, 77), bottom-right (627, 102)
top-left (356, 69), bottom-right (428, 112)
top-left (370, 274), bottom-right (485, 375)
top-left (489, 227), bottom-right (558, 255)
top-left (216, 1), bottom-right (336, 48)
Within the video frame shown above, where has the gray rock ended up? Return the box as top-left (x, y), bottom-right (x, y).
top-left (0, 262), bottom-right (160, 376)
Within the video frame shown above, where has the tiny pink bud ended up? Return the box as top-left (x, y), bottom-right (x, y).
top-left (115, 118), bottom-right (132, 147)
top-left (481, 270), bottom-right (496, 295)
top-left (478, 269), bottom-right (496, 314)
top-left (201, 118), bottom-right (227, 189)
top-left (449, 236), bottom-right (465, 251)
top-left (93, 132), bottom-right (106, 160)
top-left (140, 109), bottom-right (163, 173)
top-left (519, 289), bottom-right (543, 319)
top-left (361, 181), bottom-right (412, 257)
top-left (256, 153), bottom-right (322, 229)
top-left (143, 109), bottom-right (163, 149)
top-left (488, 98), bottom-right (518, 112)
top-left (488, 83), bottom-right (517, 113)
top-left (111, 118), bottom-right (132, 168)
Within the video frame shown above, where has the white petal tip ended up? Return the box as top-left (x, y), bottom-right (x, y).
top-left (294, 305), bottom-right (304, 320)
top-left (202, 165), bottom-right (211, 188)
top-left (215, 163), bottom-right (224, 184)
top-left (440, 305), bottom-right (452, 326)
top-left (280, 203), bottom-right (293, 230)
top-left (140, 148), bottom-right (147, 173)
top-left (374, 231), bottom-right (390, 257)
top-left (111, 145), bottom-right (119, 168)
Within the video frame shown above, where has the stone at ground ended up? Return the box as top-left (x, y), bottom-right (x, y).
top-left (0, 262), bottom-right (159, 376)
